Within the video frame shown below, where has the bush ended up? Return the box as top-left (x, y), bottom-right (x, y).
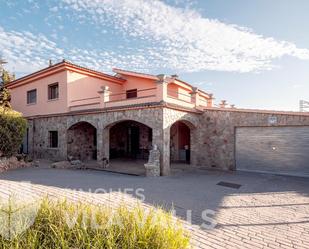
top-left (0, 156), bottom-right (32, 173)
top-left (0, 107), bottom-right (27, 157)
top-left (0, 198), bottom-right (190, 249)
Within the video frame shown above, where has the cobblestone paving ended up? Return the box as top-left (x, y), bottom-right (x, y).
top-left (0, 167), bottom-right (308, 248)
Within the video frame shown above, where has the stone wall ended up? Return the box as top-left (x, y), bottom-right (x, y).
top-left (28, 107), bottom-right (169, 174)
top-left (28, 116), bottom-right (68, 160)
top-left (27, 106), bottom-right (201, 175)
top-left (196, 109), bottom-right (309, 170)
top-left (26, 105), bottom-right (309, 175)
top-left (162, 108), bottom-right (201, 171)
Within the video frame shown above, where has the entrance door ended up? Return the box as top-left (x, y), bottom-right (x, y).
top-left (128, 126), bottom-right (139, 158)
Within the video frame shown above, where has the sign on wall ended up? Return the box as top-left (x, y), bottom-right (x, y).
top-left (268, 116), bottom-right (278, 125)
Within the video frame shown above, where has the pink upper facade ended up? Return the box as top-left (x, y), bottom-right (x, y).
top-left (7, 61), bottom-right (213, 117)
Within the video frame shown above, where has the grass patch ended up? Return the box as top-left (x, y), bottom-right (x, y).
top-left (0, 198), bottom-right (190, 248)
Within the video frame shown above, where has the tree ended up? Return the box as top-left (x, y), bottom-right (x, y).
top-left (0, 84), bottom-right (11, 110)
top-left (0, 57), bottom-right (7, 77)
top-left (0, 57), bottom-right (12, 111)
top-left (1, 70), bottom-right (12, 85)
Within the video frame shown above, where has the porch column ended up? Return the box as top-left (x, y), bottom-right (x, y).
top-left (152, 126), bottom-right (170, 176)
top-left (190, 128), bottom-right (198, 166)
top-left (97, 126), bottom-right (110, 167)
top-left (97, 128), bottom-right (104, 162)
top-left (162, 126), bottom-right (171, 176)
top-left (103, 127), bottom-right (110, 162)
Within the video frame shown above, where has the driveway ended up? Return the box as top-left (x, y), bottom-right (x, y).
top-left (0, 166), bottom-right (309, 248)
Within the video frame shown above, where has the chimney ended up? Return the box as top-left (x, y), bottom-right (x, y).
top-left (171, 74), bottom-right (179, 79)
top-left (156, 74), bottom-right (167, 83)
top-left (49, 60), bottom-right (53, 67)
top-left (219, 100), bottom-right (227, 108)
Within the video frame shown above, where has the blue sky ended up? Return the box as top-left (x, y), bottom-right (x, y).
top-left (1, 0), bottom-right (309, 110)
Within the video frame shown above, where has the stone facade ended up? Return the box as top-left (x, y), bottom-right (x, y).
top-left (196, 109), bottom-right (309, 170)
top-left (144, 146), bottom-right (160, 177)
top-left (28, 107), bottom-right (167, 175)
top-left (67, 122), bottom-right (97, 161)
top-left (26, 105), bottom-right (309, 175)
top-left (28, 116), bottom-right (68, 160)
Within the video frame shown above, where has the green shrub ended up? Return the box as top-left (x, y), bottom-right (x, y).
top-left (0, 198), bottom-right (190, 249)
top-left (0, 107), bottom-right (27, 157)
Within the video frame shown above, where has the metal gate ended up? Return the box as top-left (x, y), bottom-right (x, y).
top-left (235, 126), bottom-right (309, 176)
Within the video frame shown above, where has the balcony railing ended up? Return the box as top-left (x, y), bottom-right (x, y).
top-left (199, 98), bottom-right (208, 107)
top-left (69, 85), bottom-right (210, 112)
top-left (104, 87), bottom-right (158, 108)
top-left (69, 96), bottom-right (101, 111)
top-left (167, 89), bottom-right (195, 108)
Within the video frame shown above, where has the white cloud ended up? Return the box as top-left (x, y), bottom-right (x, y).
top-left (0, 27), bottom-right (64, 73)
top-left (59, 0), bottom-right (309, 73)
top-left (2, 0), bottom-right (309, 75)
top-left (0, 26), bottom-right (154, 75)
top-left (50, 6), bottom-right (58, 12)
top-left (292, 84), bottom-right (304, 89)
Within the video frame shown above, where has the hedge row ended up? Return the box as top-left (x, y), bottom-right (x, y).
top-left (0, 107), bottom-right (27, 157)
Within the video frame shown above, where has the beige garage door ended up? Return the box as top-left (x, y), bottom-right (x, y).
top-left (235, 126), bottom-right (309, 176)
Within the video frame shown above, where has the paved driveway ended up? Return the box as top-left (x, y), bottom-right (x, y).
top-left (0, 166), bottom-right (309, 248)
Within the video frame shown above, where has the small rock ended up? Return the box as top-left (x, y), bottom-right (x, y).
top-left (70, 160), bottom-right (82, 165)
top-left (0, 156), bottom-right (32, 173)
top-left (70, 160), bottom-right (85, 169)
top-left (51, 161), bottom-right (71, 169)
top-left (101, 157), bottom-right (109, 168)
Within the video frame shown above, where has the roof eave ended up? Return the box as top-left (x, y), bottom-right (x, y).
top-left (7, 61), bottom-right (125, 88)
top-left (113, 68), bottom-right (159, 80)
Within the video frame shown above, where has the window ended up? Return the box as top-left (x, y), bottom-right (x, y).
top-left (48, 83), bottom-right (59, 100)
top-left (49, 131), bottom-right (58, 148)
top-left (27, 89), bottom-right (37, 104)
top-left (126, 89), bottom-right (137, 99)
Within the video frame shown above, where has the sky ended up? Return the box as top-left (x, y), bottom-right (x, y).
top-left (0, 0), bottom-right (309, 111)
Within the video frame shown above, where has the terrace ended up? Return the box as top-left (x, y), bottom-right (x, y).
top-left (97, 78), bottom-right (213, 110)
top-left (8, 61), bottom-right (213, 116)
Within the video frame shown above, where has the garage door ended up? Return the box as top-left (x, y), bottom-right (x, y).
top-left (236, 126), bottom-right (309, 176)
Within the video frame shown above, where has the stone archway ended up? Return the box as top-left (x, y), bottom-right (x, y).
top-left (67, 121), bottom-right (97, 161)
top-left (170, 121), bottom-right (192, 164)
top-left (109, 120), bottom-right (152, 160)
top-left (101, 120), bottom-right (153, 175)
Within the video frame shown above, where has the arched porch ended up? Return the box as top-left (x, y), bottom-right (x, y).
top-left (67, 121), bottom-right (97, 161)
top-left (100, 120), bottom-right (153, 175)
top-left (169, 119), bottom-right (196, 171)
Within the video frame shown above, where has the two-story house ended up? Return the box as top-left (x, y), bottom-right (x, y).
top-left (8, 60), bottom-right (309, 177)
top-left (7, 60), bottom-right (213, 175)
